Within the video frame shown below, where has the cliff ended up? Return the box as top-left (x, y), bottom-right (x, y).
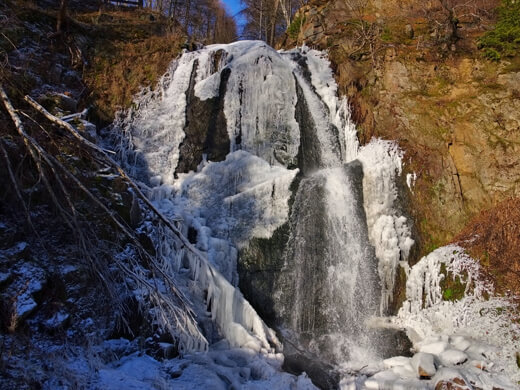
top-left (281, 0), bottom-right (520, 295)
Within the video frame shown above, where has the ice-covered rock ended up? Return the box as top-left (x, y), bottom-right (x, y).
top-left (449, 336), bottom-right (471, 352)
top-left (384, 356), bottom-right (412, 369)
top-left (391, 363), bottom-right (417, 379)
top-left (432, 368), bottom-right (469, 390)
top-left (411, 352), bottom-right (437, 378)
top-left (438, 350), bottom-right (468, 366)
top-left (44, 311), bottom-right (70, 330)
top-left (0, 271), bottom-right (11, 285)
top-left (419, 341), bottom-right (449, 355)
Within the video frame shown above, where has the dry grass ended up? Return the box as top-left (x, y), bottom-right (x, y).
top-left (78, 9), bottom-right (184, 124)
top-left (454, 197), bottom-right (520, 296)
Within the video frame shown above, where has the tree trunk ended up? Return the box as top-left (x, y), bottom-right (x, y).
top-left (56, 0), bottom-right (68, 34)
top-left (185, 0), bottom-right (192, 31)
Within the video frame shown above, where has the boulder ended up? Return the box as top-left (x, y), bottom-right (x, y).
top-left (439, 350), bottom-right (468, 366)
top-left (433, 368), bottom-right (470, 390)
top-left (411, 352), bottom-right (436, 378)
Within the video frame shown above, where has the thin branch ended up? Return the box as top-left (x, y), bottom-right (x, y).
top-left (24, 94), bottom-right (211, 272)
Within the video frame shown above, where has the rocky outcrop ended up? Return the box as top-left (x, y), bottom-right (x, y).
top-left (283, 0), bottom-right (520, 263)
top-left (177, 63), bottom-right (230, 174)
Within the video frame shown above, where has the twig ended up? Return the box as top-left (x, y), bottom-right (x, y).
top-left (24, 94), bottom-right (210, 269)
top-left (2, 86), bottom-right (204, 346)
top-left (0, 32), bottom-right (17, 51)
top-left (0, 139), bottom-right (32, 227)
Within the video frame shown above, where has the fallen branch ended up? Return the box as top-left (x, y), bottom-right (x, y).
top-left (2, 87), bottom-right (204, 345)
top-left (60, 107), bottom-right (89, 122)
top-left (0, 139), bottom-right (32, 227)
top-left (24, 94), bottom-right (209, 267)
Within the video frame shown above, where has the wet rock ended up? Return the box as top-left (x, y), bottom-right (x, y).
top-left (129, 192), bottom-right (142, 229)
top-left (176, 64), bottom-right (230, 174)
top-left (282, 353), bottom-right (339, 390)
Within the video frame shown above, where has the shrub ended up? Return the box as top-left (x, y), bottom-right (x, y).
top-left (287, 15), bottom-right (305, 40)
top-left (483, 47), bottom-right (501, 61)
top-left (478, 0), bottom-right (520, 59)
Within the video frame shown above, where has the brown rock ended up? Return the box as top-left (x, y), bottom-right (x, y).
top-left (435, 377), bottom-right (469, 390)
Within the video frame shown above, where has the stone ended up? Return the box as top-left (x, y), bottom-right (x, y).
top-left (411, 352), bottom-right (436, 378)
top-left (43, 311), bottom-right (70, 330)
top-left (45, 93), bottom-right (78, 113)
top-left (419, 340), bottom-right (449, 355)
top-left (78, 119), bottom-right (97, 141)
top-left (435, 377), bottom-right (469, 390)
top-left (384, 355), bottom-right (411, 369)
top-left (450, 336), bottom-right (471, 351)
top-left (439, 349), bottom-right (468, 366)
top-left (49, 63), bottom-right (63, 84)
top-left (405, 24), bottom-right (414, 39)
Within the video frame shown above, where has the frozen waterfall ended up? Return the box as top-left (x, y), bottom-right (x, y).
top-left (114, 41), bottom-right (414, 370)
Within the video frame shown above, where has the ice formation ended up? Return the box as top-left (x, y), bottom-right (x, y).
top-left (116, 52), bottom-right (199, 185)
top-left (109, 40), bottom-right (520, 390)
top-left (386, 245), bottom-right (520, 389)
top-left (357, 139), bottom-right (415, 313)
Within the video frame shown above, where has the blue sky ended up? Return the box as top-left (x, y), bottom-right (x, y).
top-left (221, 0), bottom-right (243, 17)
top-left (221, 0), bottom-right (247, 33)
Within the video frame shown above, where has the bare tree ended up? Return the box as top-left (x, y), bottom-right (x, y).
top-left (426, 0), bottom-right (497, 43)
top-left (56, 0), bottom-right (68, 34)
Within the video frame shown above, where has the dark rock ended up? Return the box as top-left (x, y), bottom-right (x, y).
top-left (283, 353), bottom-right (340, 390)
top-left (49, 63), bottom-right (63, 84)
top-left (176, 59), bottom-right (230, 174)
top-left (129, 192), bottom-right (142, 229)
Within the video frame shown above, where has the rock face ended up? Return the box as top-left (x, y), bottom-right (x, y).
top-left (283, 0), bottom-right (520, 265)
top-left (177, 62), bottom-right (230, 174)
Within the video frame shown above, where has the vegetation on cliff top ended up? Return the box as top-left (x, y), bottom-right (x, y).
top-left (478, 0), bottom-right (520, 60)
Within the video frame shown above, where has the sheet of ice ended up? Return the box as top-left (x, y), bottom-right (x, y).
top-left (193, 41), bottom-right (302, 167)
top-left (168, 150), bottom-right (298, 250)
top-left (116, 52), bottom-right (198, 185)
top-left (357, 139), bottom-right (414, 313)
top-left (94, 344), bottom-right (318, 390)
